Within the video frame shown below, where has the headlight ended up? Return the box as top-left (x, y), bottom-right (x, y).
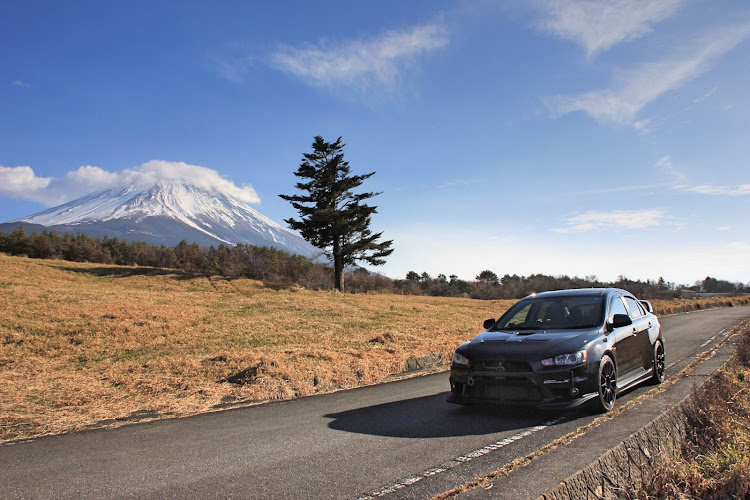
top-left (451, 352), bottom-right (470, 368)
top-left (541, 351), bottom-right (587, 367)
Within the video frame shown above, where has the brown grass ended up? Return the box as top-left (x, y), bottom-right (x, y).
top-left (625, 320), bottom-right (750, 499)
top-left (1, 254), bottom-right (747, 443)
top-left (0, 254), bottom-right (511, 442)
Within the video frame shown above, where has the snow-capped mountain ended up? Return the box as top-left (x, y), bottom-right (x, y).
top-left (3, 181), bottom-right (320, 257)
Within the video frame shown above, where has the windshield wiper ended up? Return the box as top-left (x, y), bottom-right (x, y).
top-left (558, 323), bottom-right (599, 330)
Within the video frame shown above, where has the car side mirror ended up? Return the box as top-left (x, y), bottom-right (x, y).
top-left (607, 313), bottom-right (633, 332)
top-left (640, 300), bottom-right (653, 313)
top-left (483, 318), bottom-right (496, 330)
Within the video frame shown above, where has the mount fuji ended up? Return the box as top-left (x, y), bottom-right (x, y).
top-left (1, 181), bottom-right (320, 257)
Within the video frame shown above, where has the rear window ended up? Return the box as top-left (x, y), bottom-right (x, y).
top-left (493, 295), bottom-right (604, 331)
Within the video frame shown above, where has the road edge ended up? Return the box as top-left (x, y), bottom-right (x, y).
top-left (537, 317), bottom-right (749, 499)
top-left (438, 316), bottom-right (749, 500)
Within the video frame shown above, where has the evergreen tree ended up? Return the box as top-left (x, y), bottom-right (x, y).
top-left (280, 136), bottom-right (393, 292)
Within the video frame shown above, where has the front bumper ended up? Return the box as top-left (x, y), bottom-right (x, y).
top-left (447, 361), bottom-right (599, 409)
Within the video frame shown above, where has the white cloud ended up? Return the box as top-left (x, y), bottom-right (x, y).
top-left (654, 155), bottom-right (685, 181)
top-left (692, 86), bottom-right (718, 104)
top-left (550, 20), bottom-right (750, 126)
top-left (555, 209), bottom-right (670, 233)
top-left (12, 80), bottom-right (31, 88)
top-left (533, 0), bottom-right (686, 58)
top-left (0, 160), bottom-right (260, 207)
top-left (680, 184), bottom-right (730, 195)
top-left (674, 184), bottom-right (750, 196)
top-left (0, 166), bottom-right (53, 202)
top-left (269, 23), bottom-right (448, 91)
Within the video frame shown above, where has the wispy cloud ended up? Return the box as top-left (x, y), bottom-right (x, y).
top-left (549, 20), bottom-right (750, 126)
top-left (269, 23), bottom-right (448, 91)
top-left (654, 155), bottom-right (685, 182)
top-left (12, 80), bottom-right (30, 88)
top-left (436, 178), bottom-right (486, 190)
top-left (213, 56), bottom-right (254, 83)
top-left (532, 0), bottom-right (686, 58)
top-left (0, 161), bottom-right (260, 208)
top-left (555, 209), bottom-right (670, 233)
top-left (674, 184), bottom-right (750, 196)
top-left (692, 86), bottom-right (718, 104)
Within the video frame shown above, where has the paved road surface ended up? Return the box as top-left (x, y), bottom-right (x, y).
top-left (2, 306), bottom-right (748, 499)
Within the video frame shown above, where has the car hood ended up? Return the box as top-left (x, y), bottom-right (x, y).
top-left (458, 328), bottom-right (600, 361)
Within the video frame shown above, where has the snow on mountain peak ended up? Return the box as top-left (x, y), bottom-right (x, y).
top-left (12, 179), bottom-right (318, 257)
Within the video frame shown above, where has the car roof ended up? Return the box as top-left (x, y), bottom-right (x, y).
top-left (525, 288), bottom-right (629, 299)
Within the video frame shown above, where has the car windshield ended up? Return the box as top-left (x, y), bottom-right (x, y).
top-left (492, 295), bottom-right (604, 331)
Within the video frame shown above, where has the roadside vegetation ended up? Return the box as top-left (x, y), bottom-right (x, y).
top-left (1, 254), bottom-right (749, 443)
top-left (2, 227), bottom-right (748, 299)
top-left (626, 320), bottom-right (750, 499)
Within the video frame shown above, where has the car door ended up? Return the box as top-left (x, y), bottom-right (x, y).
top-left (623, 295), bottom-right (652, 373)
top-left (609, 294), bottom-right (639, 378)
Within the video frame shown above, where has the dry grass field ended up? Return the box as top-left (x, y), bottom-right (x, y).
top-left (2, 253), bottom-right (749, 443)
top-left (627, 320), bottom-right (750, 498)
top-left (0, 254), bottom-right (510, 442)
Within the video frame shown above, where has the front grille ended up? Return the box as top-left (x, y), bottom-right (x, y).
top-left (478, 360), bottom-right (532, 372)
top-left (472, 381), bottom-right (542, 402)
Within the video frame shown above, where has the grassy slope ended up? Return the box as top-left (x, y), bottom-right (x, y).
top-left (1, 254), bottom-right (749, 442)
top-left (0, 254), bottom-right (510, 442)
top-left (628, 320), bottom-right (750, 499)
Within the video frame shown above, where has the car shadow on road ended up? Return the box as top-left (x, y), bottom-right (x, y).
top-left (324, 392), bottom-right (571, 438)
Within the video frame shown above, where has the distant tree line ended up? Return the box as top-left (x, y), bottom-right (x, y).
top-left (0, 227), bottom-right (334, 289)
top-left (1, 227), bottom-right (747, 298)
top-left (391, 269), bottom-right (748, 300)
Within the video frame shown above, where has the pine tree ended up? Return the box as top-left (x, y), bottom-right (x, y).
top-left (280, 136), bottom-right (393, 292)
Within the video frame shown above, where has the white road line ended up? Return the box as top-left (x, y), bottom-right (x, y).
top-left (355, 416), bottom-right (567, 499)
top-left (667, 328), bottom-right (727, 369)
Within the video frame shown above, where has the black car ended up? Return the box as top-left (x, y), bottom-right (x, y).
top-left (447, 288), bottom-right (665, 412)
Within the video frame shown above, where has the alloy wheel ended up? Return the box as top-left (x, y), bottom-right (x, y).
top-left (597, 356), bottom-right (617, 412)
top-left (652, 341), bottom-right (665, 384)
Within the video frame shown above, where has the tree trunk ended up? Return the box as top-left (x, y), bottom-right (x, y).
top-left (333, 241), bottom-right (344, 293)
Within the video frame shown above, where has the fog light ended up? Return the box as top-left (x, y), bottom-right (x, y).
top-left (569, 387), bottom-right (579, 396)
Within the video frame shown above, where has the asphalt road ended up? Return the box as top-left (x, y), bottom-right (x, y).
top-left (2, 306), bottom-right (749, 500)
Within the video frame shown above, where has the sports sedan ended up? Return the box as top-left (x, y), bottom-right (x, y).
top-left (447, 288), bottom-right (665, 412)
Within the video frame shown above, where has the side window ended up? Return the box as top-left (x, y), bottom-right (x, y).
top-left (610, 296), bottom-right (628, 319)
top-left (624, 296), bottom-right (645, 319)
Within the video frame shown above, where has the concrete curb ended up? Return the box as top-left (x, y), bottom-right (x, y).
top-left (538, 393), bottom-right (694, 499)
top-left (537, 329), bottom-right (744, 500)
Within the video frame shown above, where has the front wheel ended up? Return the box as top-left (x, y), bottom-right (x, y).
top-left (594, 355), bottom-right (617, 413)
top-left (651, 340), bottom-right (665, 384)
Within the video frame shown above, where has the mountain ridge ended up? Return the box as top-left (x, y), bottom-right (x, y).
top-left (2, 181), bottom-right (319, 257)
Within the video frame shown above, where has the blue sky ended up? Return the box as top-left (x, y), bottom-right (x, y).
top-left (2, 0), bottom-right (749, 285)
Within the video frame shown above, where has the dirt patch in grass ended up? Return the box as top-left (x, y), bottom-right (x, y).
top-left (1, 254), bottom-right (747, 443)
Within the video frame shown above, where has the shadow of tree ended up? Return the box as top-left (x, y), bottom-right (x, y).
top-left (53, 265), bottom-right (203, 281)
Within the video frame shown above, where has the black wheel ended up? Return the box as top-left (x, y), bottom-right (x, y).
top-left (594, 355), bottom-right (617, 413)
top-left (651, 340), bottom-right (665, 384)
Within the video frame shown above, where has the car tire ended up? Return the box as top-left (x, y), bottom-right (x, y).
top-left (594, 355), bottom-right (617, 413)
top-left (651, 340), bottom-right (665, 385)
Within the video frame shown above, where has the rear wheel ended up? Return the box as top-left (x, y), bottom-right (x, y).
top-left (594, 355), bottom-right (617, 413)
top-left (651, 340), bottom-right (665, 384)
